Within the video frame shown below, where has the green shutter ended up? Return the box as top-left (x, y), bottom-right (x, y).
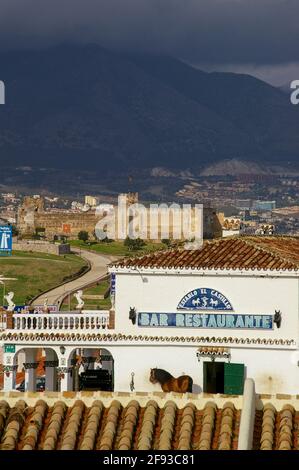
top-left (224, 363), bottom-right (245, 395)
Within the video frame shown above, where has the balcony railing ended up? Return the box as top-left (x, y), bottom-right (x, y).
top-left (10, 311), bottom-right (111, 331)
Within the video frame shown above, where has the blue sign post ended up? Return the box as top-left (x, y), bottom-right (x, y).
top-left (110, 272), bottom-right (116, 308)
top-left (0, 226), bottom-right (12, 256)
top-left (110, 273), bottom-right (116, 295)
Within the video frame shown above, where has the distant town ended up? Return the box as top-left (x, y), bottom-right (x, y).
top-left (1, 168), bottom-right (299, 239)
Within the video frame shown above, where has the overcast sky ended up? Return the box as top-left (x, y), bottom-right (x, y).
top-left (0, 0), bottom-right (298, 85)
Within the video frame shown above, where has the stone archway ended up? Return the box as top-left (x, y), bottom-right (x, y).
top-left (44, 348), bottom-right (59, 391)
top-left (70, 347), bottom-right (114, 392)
top-left (13, 347), bottom-right (59, 392)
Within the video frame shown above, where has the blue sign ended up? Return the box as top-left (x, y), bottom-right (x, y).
top-left (3, 306), bottom-right (28, 313)
top-left (0, 226), bottom-right (12, 253)
top-left (3, 305), bottom-right (59, 313)
top-left (110, 273), bottom-right (116, 295)
top-left (13, 305), bottom-right (26, 313)
top-left (138, 312), bottom-right (273, 330)
top-left (178, 288), bottom-right (233, 311)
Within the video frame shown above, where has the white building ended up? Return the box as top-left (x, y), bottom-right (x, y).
top-left (85, 195), bottom-right (100, 207)
top-left (221, 216), bottom-right (242, 238)
top-left (1, 236), bottom-right (299, 395)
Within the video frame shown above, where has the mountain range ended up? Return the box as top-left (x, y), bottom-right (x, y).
top-left (0, 44), bottom-right (298, 172)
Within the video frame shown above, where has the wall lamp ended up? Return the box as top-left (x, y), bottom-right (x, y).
top-left (131, 266), bottom-right (148, 283)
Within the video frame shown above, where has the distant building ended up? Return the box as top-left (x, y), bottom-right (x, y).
top-left (85, 195), bottom-right (100, 207)
top-left (218, 214), bottom-right (241, 238)
top-left (252, 200), bottom-right (276, 211)
top-left (2, 193), bottom-right (17, 203)
top-left (255, 224), bottom-right (275, 236)
top-left (235, 199), bottom-right (251, 210)
top-left (96, 204), bottom-right (114, 215)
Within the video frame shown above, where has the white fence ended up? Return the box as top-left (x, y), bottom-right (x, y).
top-left (11, 311), bottom-right (110, 331)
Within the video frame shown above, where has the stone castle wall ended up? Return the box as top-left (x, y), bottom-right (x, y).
top-left (34, 212), bottom-right (100, 239)
top-left (17, 195), bottom-right (222, 241)
top-left (17, 196), bottom-right (101, 240)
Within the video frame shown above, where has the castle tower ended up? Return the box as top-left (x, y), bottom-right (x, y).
top-left (17, 196), bottom-right (45, 236)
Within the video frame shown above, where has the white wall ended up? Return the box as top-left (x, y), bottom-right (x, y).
top-left (4, 341), bottom-right (299, 394)
top-left (105, 345), bottom-right (299, 395)
top-left (114, 272), bottom-right (298, 343)
top-left (110, 271), bottom-right (299, 394)
top-left (110, 345), bottom-right (201, 393)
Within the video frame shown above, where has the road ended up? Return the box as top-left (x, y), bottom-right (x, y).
top-left (31, 248), bottom-right (117, 309)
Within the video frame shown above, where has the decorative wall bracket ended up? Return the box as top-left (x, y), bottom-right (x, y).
top-left (274, 310), bottom-right (282, 328)
top-left (23, 362), bottom-right (38, 370)
top-left (56, 366), bottom-right (72, 380)
top-left (129, 307), bottom-right (137, 325)
top-left (57, 367), bottom-right (72, 374)
top-left (130, 372), bottom-right (135, 392)
top-left (44, 360), bottom-right (59, 368)
top-left (196, 347), bottom-right (231, 362)
top-left (3, 365), bottom-right (17, 372)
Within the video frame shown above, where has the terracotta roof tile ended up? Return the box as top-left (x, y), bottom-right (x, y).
top-left (177, 404), bottom-right (195, 450)
top-left (136, 400), bottom-right (157, 450)
top-left (256, 403), bottom-right (298, 450)
top-left (110, 237), bottom-right (299, 271)
top-left (0, 398), bottom-right (241, 451)
top-left (158, 401), bottom-right (177, 450)
top-left (1, 400), bottom-right (27, 450)
top-left (79, 400), bottom-right (103, 450)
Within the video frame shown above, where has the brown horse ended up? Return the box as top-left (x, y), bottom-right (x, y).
top-left (149, 368), bottom-right (193, 393)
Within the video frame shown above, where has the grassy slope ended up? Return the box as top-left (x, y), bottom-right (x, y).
top-left (0, 251), bottom-right (87, 305)
top-left (69, 239), bottom-right (165, 256)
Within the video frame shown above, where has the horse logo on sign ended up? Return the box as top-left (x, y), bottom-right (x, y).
top-left (177, 288), bottom-right (233, 311)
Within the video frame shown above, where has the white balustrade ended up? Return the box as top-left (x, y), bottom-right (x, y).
top-left (10, 311), bottom-right (110, 331)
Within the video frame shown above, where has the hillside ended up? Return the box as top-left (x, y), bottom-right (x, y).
top-left (0, 44), bottom-right (298, 173)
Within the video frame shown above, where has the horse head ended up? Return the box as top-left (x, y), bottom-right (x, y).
top-left (274, 310), bottom-right (282, 328)
top-left (129, 307), bottom-right (137, 325)
top-left (149, 368), bottom-right (158, 384)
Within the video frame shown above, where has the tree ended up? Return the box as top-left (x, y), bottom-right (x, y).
top-left (162, 238), bottom-right (171, 247)
top-left (134, 238), bottom-right (146, 250)
top-left (124, 237), bottom-right (145, 251)
top-left (102, 236), bottom-right (112, 243)
top-left (78, 230), bottom-right (89, 243)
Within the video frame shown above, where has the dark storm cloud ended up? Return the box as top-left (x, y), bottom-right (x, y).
top-left (0, 0), bottom-right (298, 66)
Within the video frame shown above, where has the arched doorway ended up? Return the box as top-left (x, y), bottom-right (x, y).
top-left (70, 347), bottom-right (114, 392)
top-left (14, 347), bottom-right (59, 392)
